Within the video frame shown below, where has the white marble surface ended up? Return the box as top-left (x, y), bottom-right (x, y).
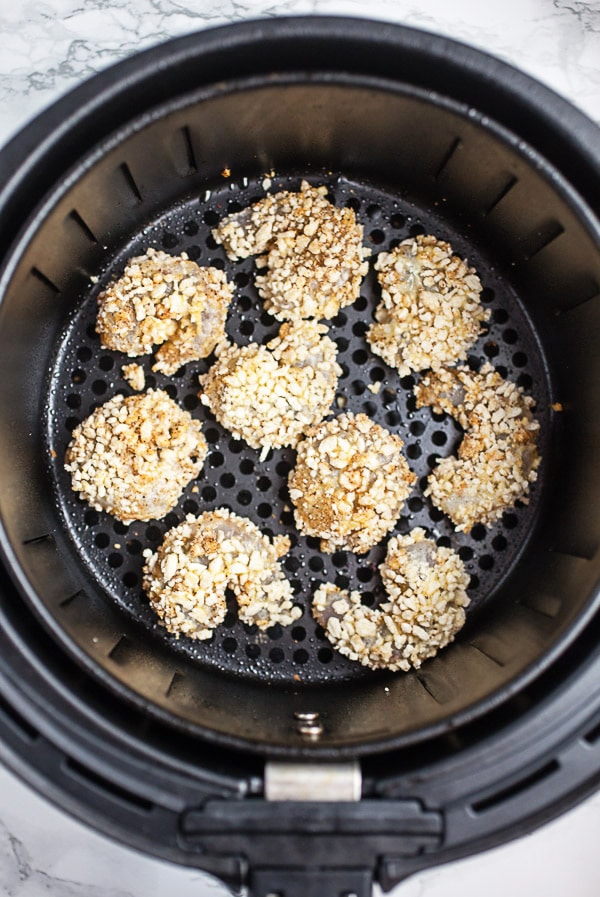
top-left (1, 1), bottom-right (599, 895)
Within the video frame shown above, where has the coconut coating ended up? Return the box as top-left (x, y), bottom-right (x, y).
top-left (199, 320), bottom-right (341, 458)
top-left (289, 413), bottom-right (416, 554)
top-left (142, 508), bottom-right (301, 640)
top-left (64, 389), bottom-right (207, 523)
top-left (212, 180), bottom-right (370, 321)
top-left (96, 248), bottom-right (233, 375)
top-left (367, 235), bottom-right (489, 376)
top-left (414, 363), bottom-right (541, 531)
top-left (313, 528), bottom-right (470, 671)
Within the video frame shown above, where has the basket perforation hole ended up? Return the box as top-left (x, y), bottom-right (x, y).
top-left (201, 485), bottom-right (216, 502)
top-left (183, 394), bottom-right (199, 411)
top-left (98, 356), bottom-right (114, 371)
top-left (293, 649), bottom-right (309, 664)
top-left (66, 393), bottom-right (81, 409)
top-left (222, 637), bottom-right (237, 654)
top-left (92, 379), bottom-right (107, 395)
top-left (209, 451), bottom-right (224, 468)
top-left (369, 228), bottom-right (385, 244)
top-left (269, 647), bottom-right (285, 663)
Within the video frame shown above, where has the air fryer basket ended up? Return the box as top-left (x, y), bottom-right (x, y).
top-left (0, 17), bottom-right (599, 897)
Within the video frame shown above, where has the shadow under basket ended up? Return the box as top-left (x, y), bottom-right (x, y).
top-left (0, 17), bottom-right (599, 897)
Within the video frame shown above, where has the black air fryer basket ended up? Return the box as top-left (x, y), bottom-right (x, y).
top-left (1, 17), bottom-right (599, 897)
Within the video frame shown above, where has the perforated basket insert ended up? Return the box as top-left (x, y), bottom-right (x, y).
top-left (47, 173), bottom-right (551, 686)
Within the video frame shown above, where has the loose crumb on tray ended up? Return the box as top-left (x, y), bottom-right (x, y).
top-left (414, 363), bottom-right (541, 531)
top-left (65, 389), bottom-right (207, 523)
top-left (199, 320), bottom-right (341, 459)
top-left (212, 180), bottom-right (370, 321)
top-left (289, 412), bottom-right (416, 554)
top-left (142, 508), bottom-right (300, 640)
top-left (121, 362), bottom-right (145, 391)
top-left (313, 527), bottom-right (470, 671)
top-left (367, 235), bottom-right (489, 376)
top-left (96, 247), bottom-right (233, 375)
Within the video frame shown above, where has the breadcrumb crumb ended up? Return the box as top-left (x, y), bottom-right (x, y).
top-left (121, 362), bottom-right (145, 391)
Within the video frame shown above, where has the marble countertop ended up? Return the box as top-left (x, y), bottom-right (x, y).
top-left (1, 1), bottom-right (599, 895)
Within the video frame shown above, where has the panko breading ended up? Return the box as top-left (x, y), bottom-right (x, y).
top-left (142, 508), bottom-right (301, 639)
top-left (65, 389), bottom-right (207, 523)
top-left (313, 528), bottom-right (470, 671)
top-left (289, 413), bottom-right (416, 554)
top-left (415, 364), bottom-right (541, 531)
top-left (96, 248), bottom-right (233, 375)
top-left (199, 320), bottom-right (341, 458)
top-left (368, 235), bottom-right (489, 376)
top-left (121, 362), bottom-right (145, 391)
top-left (212, 181), bottom-right (370, 321)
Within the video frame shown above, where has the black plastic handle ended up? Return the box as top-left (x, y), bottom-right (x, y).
top-left (250, 867), bottom-right (373, 897)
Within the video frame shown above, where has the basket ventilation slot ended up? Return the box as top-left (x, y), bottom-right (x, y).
top-left (67, 209), bottom-right (98, 244)
top-left (31, 267), bottom-right (60, 294)
top-left (483, 176), bottom-right (518, 216)
top-left (118, 162), bottom-right (143, 201)
top-left (434, 136), bottom-right (461, 180)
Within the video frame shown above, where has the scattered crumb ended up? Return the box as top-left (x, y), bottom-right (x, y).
top-left (142, 508), bottom-right (301, 639)
top-left (262, 177), bottom-right (272, 191)
top-left (415, 364), bottom-right (541, 531)
top-left (199, 320), bottom-right (341, 453)
top-left (90, 275), bottom-right (99, 284)
top-left (551, 402), bottom-right (563, 412)
top-left (367, 235), bottom-right (489, 375)
top-left (50, 449), bottom-right (57, 459)
top-left (122, 362), bottom-right (145, 392)
top-left (212, 180), bottom-right (370, 321)
top-left (96, 247), bottom-right (233, 375)
top-left (289, 412), bottom-right (416, 553)
top-left (65, 389), bottom-right (207, 523)
top-left (221, 167), bottom-right (231, 177)
top-left (313, 528), bottom-right (470, 671)
top-left (367, 382), bottom-right (381, 394)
